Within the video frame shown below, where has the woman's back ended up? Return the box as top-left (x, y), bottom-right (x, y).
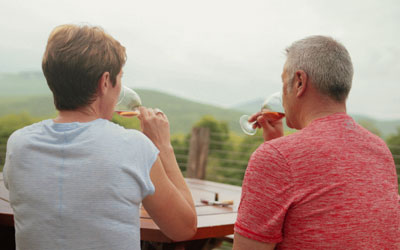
top-left (4, 118), bottom-right (159, 250)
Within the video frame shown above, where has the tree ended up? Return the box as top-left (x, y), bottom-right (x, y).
top-left (193, 115), bottom-right (232, 156)
top-left (386, 127), bottom-right (400, 193)
top-left (358, 120), bottom-right (382, 138)
top-left (387, 127), bottom-right (400, 165)
top-left (387, 127), bottom-right (400, 146)
top-left (192, 115), bottom-right (242, 184)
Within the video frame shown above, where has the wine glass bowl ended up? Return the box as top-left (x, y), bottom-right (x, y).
top-left (261, 92), bottom-right (284, 114)
top-left (115, 85), bottom-right (142, 117)
top-left (239, 91), bottom-right (285, 135)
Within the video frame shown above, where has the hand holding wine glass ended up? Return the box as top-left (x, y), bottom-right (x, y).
top-left (239, 91), bottom-right (285, 139)
top-left (138, 106), bottom-right (171, 150)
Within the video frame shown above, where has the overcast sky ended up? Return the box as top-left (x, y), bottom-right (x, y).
top-left (0, 0), bottom-right (399, 120)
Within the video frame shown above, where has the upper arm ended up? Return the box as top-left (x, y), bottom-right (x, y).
top-left (142, 157), bottom-right (196, 241)
top-left (233, 232), bottom-right (276, 250)
top-left (3, 159), bottom-right (9, 190)
top-left (3, 134), bottom-right (16, 190)
top-left (234, 143), bottom-right (292, 243)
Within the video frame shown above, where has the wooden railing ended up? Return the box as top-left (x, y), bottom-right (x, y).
top-left (1, 129), bottom-right (399, 188)
top-left (181, 127), bottom-right (400, 190)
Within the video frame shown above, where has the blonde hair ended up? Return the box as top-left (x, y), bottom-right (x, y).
top-left (42, 24), bottom-right (126, 110)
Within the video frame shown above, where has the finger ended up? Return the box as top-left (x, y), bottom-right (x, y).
top-left (257, 115), bottom-right (274, 131)
top-left (148, 108), bottom-right (155, 115)
top-left (252, 121), bottom-right (259, 129)
top-left (138, 106), bottom-right (146, 119)
top-left (154, 108), bottom-right (164, 115)
top-left (138, 106), bottom-right (149, 116)
top-left (248, 111), bottom-right (262, 122)
top-left (270, 119), bottom-right (283, 128)
top-left (161, 112), bottom-right (169, 122)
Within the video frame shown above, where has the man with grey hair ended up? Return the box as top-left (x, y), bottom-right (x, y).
top-left (233, 36), bottom-right (400, 249)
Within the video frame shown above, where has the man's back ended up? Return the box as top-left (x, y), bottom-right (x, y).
top-left (235, 113), bottom-right (400, 249)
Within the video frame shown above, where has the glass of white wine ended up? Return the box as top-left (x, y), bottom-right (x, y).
top-left (239, 91), bottom-right (285, 135)
top-left (114, 85), bottom-right (142, 117)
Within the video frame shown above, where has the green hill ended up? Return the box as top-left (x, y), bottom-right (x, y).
top-left (0, 72), bottom-right (243, 134)
top-left (0, 95), bottom-right (56, 118)
top-left (2, 71), bottom-right (398, 137)
top-left (136, 89), bottom-right (242, 133)
top-left (0, 72), bottom-right (51, 97)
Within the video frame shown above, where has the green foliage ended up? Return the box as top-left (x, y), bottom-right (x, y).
top-left (359, 120), bottom-right (382, 137)
top-left (386, 127), bottom-right (400, 193)
top-left (387, 127), bottom-right (400, 146)
top-left (191, 115), bottom-right (250, 185)
top-left (171, 134), bottom-right (190, 172)
top-left (0, 113), bottom-right (41, 143)
top-left (0, 95), bottom-right (56, 118)
top-left (194, 115), bottom-right (232, 154)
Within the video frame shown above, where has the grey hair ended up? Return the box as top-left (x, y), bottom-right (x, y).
top-left (285, 36), bottom-right (353, 102)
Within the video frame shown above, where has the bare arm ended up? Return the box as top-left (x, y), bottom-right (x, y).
top-left (139, 107), bottom-right (197, 241)
top-left (157, 144), bottom-right (195, 211)
top-left (233, 232), bottom-right (276, 250)
top-left (142, 157), bottom-right (196, 241)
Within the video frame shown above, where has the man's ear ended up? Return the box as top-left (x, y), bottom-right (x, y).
top-left (294, 70), bottom-right (308, 98)
top-left (97, 72), bottom-right (111, 96)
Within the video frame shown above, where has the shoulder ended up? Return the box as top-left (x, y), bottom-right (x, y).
top-left (355, 123), bottom-right (392, 155)
top-left (99, 120), bottom-right (145, 138)
top-left (259, 130), bottom-right (306, 156)
top-left (248, 135), bottom-right (299, 174)
top-left (100, 120), bottom-right (155, 147)
top-left (13, 120), bottom-right (48, 134)
top-left (247, 131), bottom-right (309, 174)
top-left (7, 120), bottom-right (48, 146)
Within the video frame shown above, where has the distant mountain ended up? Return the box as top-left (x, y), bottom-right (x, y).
top-left (0, 72), bottom-right (243, 134)
top-left (136, 89), bottom-right (243, 133)
top-left (1, 72), bottom-right (399, 137)
top-left (350, 114), bottom-right (400, 138)
top-left (232, 98), bottom-right (264, 113)
top-left (0, 72), bottom-right (51, 97)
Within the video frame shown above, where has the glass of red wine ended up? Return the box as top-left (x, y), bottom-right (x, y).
top-left (239, 91), bottom-right (285, 135)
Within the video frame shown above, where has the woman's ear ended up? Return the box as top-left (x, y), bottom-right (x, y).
top-left (97, 72), bottom-right (111, 96)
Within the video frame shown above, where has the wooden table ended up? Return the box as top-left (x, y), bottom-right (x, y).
top-left (0, 174), bottom-right (241, 249)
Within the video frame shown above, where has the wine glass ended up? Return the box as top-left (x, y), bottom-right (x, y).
top-left (114, 85), bottom-right (142, 117)
top-left (239, 91), bottom-right (285, 135)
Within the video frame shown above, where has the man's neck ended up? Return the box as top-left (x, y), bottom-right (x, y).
top-left (298, 97), bottom-right (347, 129)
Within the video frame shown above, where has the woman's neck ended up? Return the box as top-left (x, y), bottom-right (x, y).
top-left (53, 106), bottom-right (100, 123)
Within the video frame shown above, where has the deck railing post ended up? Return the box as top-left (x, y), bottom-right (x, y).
top-left (187, 127), bottom-right (210, 179)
